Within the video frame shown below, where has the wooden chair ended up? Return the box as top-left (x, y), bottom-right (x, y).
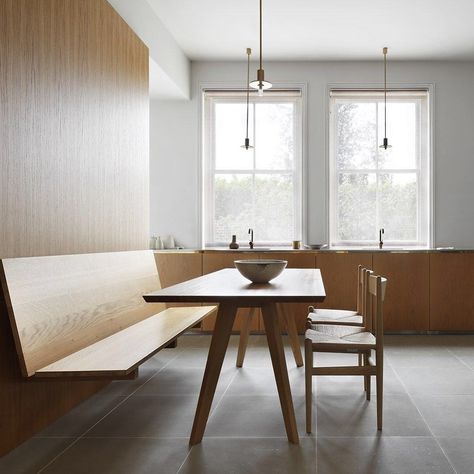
top-left (305, 274), bottom-right (387, 432)
top-left (307, 264), bottom-right (366, 327)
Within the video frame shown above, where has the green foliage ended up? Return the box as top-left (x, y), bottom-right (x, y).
top-left (335, 102), bottom-right (417, 242)
top-left (214, 175), bottom-right (294, 243)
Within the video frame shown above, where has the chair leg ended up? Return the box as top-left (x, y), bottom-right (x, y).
top-left (305, 338), bottom-right (313, 434)
top-left (359, 352), bottom-right (366, 392)
top-left (236, 308), bottom-right (255, 368)
top-left (364, 351), bottom-right (371, 401)
top-left (376, 351), bottom-right (383, 430)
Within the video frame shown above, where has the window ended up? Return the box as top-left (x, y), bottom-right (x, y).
top-left (203, 90), bottom-right (303, 246)
top-left (329, 90), bottom-right (431, 246)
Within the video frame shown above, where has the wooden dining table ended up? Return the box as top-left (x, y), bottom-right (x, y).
top-left (143, 267), bottom-right (326, 445)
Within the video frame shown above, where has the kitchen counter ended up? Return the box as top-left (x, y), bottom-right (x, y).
top-left (154, 246), bottom-right (471, 254)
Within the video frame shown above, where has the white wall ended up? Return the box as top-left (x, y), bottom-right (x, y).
top-left (108, 0), bottom-right (191, 99)
top-left (150, 60), bottom-right (474, 248)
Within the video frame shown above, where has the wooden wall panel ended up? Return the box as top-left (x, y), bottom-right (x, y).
top-left (373, 253), bottom-right (430, 331)
top-left (0, 0), bottom-right (149, 455)
top-left (315, 253), bottom-right (373, 311)
top-left (430, 253), bottom-right (474, 331)
top-left (0, 0), bottom-right (149, 258)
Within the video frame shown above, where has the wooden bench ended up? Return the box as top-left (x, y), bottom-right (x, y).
top-left (0, 250), bottom-right (216, 378)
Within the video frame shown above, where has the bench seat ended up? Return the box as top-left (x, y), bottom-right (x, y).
top-left (0, 250), bottom-right (216, 379)
top-left (36, 306), bottom-right (215, 378)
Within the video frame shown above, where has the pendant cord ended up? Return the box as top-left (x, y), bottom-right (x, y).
top-left (246, 49), bottom-right (251, 140)
top-left (259, 0), bottom-right (263, 70)
top-left (384, 48), bottom-right (387, 138)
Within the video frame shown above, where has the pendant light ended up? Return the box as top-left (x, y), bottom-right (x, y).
top-left (241, 48), bottom-right (254, 150)
top-left (249, 0), bottom-right (272, 96)
top-left (379, 47), bottom-right (392, 150)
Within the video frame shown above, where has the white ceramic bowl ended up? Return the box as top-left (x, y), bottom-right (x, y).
top-left (234, 259), bottom-right (288, 283)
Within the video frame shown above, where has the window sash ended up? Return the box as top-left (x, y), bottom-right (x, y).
top-left (203, 91), bottom-right (303, 246)
top-left (329, 90), bottom-right (430, 246)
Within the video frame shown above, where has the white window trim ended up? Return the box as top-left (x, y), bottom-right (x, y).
top-left (326, 84), bottom-right (435, 247)
top-left (198, 82), bottom-right (308, 248)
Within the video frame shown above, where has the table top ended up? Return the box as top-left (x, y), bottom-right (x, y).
top-left (143, 268), bottom-right (326, 304)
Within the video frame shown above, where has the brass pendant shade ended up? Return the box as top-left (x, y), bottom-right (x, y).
top-left (379, 47), bottom-right (392, 150)
top-left (249, 0), bottom-right (272, 95)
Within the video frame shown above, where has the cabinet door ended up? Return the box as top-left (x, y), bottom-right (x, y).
top-left (267, 252), bottom-right (317, 333)
top-left (373, 253), bottom-right (429, 331)
top-left (154, 252), bottom-right (205, 330)
top-left (154, 252), bottom-right (202, 288)
top-left (201, 252), bottom-right (258, 332)
top-left (430, 253), bottom-right (474, 331)
top-left (316, 253), bottom-right (373, 311)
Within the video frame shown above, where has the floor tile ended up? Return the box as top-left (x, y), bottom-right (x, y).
top-left (315, 393), bottom-right (430, 437)
top-left (385, 346), bottom-right (463, 369)
top-left (179, 437), bottom-right (317, 474)
top-left (395, 366), bottom-right (474, 395)
top-left (171, 347), bottom-right (239, 369)
top-left (205, 395), bottom-right (313, 438)
top-left (98, 367), bottom-right (160, 397)
top-left (445, 346), bottom-right (474, 370)
top-left (225, 366), bottom-right (306, 396)
top-left (413, 395), bottom-right (474, 437)
top-left (37, 395), bottom-right (126, 437)
top-left (134, 365), bottom-right (235, 396)
top-left (0, 438), bottom-right (73, 474)
top-left (4, 334), bottom-right (473, 474)
top-left (437, 437), bottom-right (474, 474)
top-left (87, 395), bottom-right (200, 438)
top-left (139, 348), bottom-right (180, 370)
top-left (316, 437), bottom-right (454, 474)
top-left (42, 438), bottom-right (190, 474)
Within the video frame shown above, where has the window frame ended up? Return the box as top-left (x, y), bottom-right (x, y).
top-left (201, 88), bottom-right (305, 247)
top-left (328, 87), bottom-right (433, 247)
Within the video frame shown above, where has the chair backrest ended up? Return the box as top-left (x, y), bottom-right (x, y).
top-left (356, 265), bottom-right (364, 314)
top-left (366, 274), bottom-right (388, 344)
top-left (0, 250), bottom-right (165, 377)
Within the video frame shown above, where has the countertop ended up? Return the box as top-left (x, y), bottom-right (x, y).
top-left (154, 246), bottom-right (470, 254)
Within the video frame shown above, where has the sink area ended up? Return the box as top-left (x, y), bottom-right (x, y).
top-left (245, 247), bottom-right (271, 251)
top-left (360, 247), bottom-right (407, 251)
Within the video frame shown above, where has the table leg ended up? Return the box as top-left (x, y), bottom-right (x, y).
top-left (236, 307), bottom-right (255, 368)
top-left (190, 303), bottom-right (237, 445)
top-left (261, 302), bottom-right (300, 444)
top-left (277, 303), bottom-right (304, 367)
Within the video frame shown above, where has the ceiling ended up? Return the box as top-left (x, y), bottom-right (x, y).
top-left (146, 0), bottom-right (474, 61)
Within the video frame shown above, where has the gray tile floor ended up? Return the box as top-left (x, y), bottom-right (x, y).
top-left (1, 334), bottom-right (474, 473)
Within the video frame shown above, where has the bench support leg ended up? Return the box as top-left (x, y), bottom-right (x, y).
top-left (190, 303), bottom-right (237, 445)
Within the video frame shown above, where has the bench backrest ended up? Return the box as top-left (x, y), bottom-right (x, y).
top-left (0, 250), bottom-right (165, 377)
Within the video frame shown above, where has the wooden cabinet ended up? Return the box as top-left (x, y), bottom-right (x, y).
top-left (154, 252), bottom-right (202, 288)
top-left (430, 253), bottom-right (474, 331)
top-left (201, 252), bottom-right (258, 332)
top-left (154, 252), bottom-right (204, 331)
top-left (316, 252), bottom-right (373, 311)
top-left (373, 253), bottom-right (429, 331)
top-left (155, 250), bottom-right (474, 333)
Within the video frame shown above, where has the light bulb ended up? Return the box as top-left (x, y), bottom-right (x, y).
top-left (258, 85), bottom-right (264, 97)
